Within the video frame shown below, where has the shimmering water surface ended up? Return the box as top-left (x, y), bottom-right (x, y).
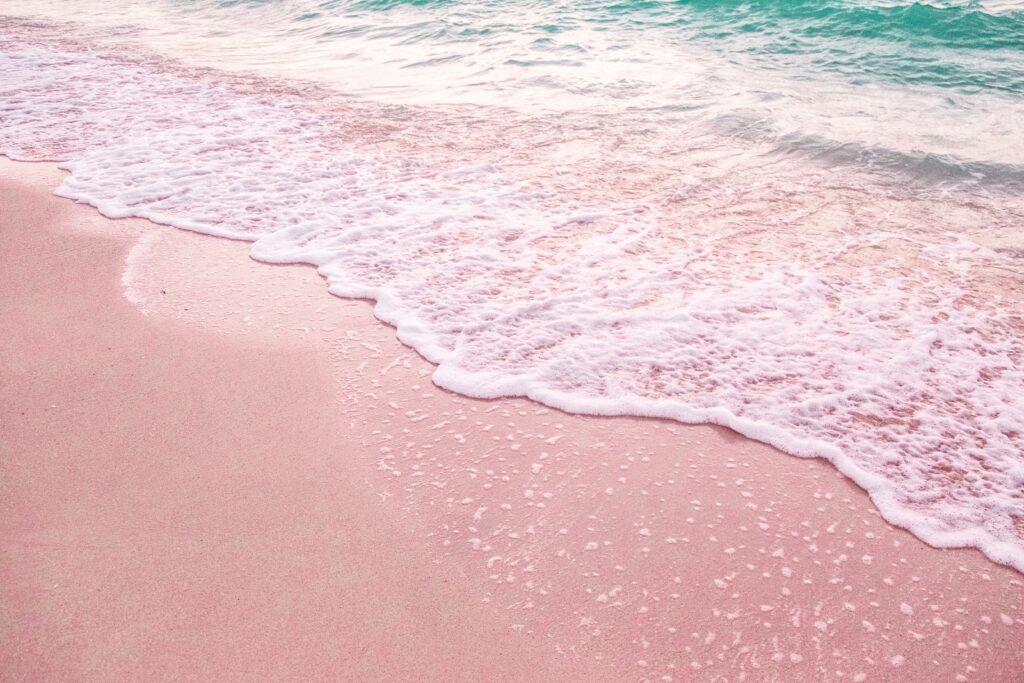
top-left (1, 0), bottom-right (1023, 572)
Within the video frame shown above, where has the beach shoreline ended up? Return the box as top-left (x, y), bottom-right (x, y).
top-left (1, 159), bottom-right (1021, 681)
top-left (0, 160), bottom-right (618, 681)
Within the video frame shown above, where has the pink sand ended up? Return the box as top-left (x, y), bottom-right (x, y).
top-left (1, 159), bottom-right (1022, 681)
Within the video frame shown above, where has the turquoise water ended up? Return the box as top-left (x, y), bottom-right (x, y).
top-left (21, 0), bottom-right (1024, 92)
top-left (192, 0), bottom-right (1024, 93)
top-left (328, 0), bottom-right (1024, 89)
top-left (15, 0), bottom-right (1019, 184)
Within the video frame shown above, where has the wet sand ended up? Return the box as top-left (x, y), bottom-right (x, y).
top-left (1, 159), bottom-right (1021, 682)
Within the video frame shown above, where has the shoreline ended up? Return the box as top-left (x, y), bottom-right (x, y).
top-left (6, 19), bottom-right (1024, 579)
top-left (0, 160), bottom-right (613, 681)
top-left (1, 159), bottom-right (1022, 681)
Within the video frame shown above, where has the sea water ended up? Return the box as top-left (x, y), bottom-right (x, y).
top-left (1, 0), bottom-right (1023, 572)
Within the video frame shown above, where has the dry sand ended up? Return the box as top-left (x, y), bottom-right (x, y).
top-left (1, 159), bottom-right (1021, 681)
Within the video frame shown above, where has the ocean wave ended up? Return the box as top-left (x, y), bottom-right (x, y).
top-left (3, 24), bottom-right (1023, 573)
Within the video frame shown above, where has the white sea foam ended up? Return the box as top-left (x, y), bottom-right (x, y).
top-left (7, 0), bottom-right (1024, 171)
top-left (2, 27), bottom-right (1023, 572)
top-left (121, 229), bottom-right (166, 311)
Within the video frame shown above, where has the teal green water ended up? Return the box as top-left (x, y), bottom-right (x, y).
top-left (126, 0), bottom-right (1022, 190)
top-left (671, 0), bottom-right (1024, 91)
top-left (306, 0), bottom-right (1024, 92)
top-left (198, 0), bottom-right (1024, 92)
top-left (12, 0), bottom-right (1021, 186)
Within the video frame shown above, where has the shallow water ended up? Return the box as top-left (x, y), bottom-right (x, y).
top-left (1, 0), bottom-right (1023, 572)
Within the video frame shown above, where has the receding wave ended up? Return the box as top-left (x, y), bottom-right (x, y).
top-left (3, 20), bottom-right (1023, 573)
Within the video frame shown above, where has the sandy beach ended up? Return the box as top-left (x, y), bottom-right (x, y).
top-left (2, 159), bottom-right (1022, 681)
